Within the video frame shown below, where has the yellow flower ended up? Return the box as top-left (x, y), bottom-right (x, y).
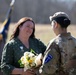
top-left (29, 59), bottom-right (33, 64)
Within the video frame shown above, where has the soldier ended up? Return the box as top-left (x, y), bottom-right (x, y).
top-left (39, 12), bottom-right (76, 75)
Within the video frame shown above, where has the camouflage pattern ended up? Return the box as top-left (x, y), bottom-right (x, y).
top-left (39, 33), bottom-right (76, 75)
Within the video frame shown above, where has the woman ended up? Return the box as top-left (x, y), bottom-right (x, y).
top-left (1, 17), bottom-right (46, 75)
top-left (39, 12), bottom-right (76, 75)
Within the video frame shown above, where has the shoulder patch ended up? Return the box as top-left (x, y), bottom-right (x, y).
top-left (44, 54), bottom-right (53, 64)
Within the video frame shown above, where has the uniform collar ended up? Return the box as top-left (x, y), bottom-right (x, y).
top-left (58, 32), bottom-right (71, 37)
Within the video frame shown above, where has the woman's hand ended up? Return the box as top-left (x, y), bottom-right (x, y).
top-left (22, 69), bottom-right (36, 75)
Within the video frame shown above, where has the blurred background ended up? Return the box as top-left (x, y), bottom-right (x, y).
top-left (0, 0), bottom-right (76, 24)
top-left (0, 0), bottom-right (76, 45)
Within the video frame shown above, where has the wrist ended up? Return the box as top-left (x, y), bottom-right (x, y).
top-left (21, 68), bottom-right (24, 75)
top-left (11, 68), bottom-right (24, 74)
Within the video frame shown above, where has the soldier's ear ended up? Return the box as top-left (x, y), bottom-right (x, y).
top-left (54, 20), bottom-right (58, 28)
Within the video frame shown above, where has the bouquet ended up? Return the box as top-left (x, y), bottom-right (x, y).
top-left (18, 49), bottom-right (43, 71)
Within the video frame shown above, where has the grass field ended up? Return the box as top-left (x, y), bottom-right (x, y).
top-left (0, 23), bottom-right (76, 45)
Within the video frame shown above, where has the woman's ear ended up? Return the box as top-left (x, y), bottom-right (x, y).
top-left (19, 26), bottom-right (21, 30)
top-left (19, 25), bottom-right (22, 29)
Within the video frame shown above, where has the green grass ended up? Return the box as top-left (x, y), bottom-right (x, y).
top-left (0, 23), bottom-right (76, 45)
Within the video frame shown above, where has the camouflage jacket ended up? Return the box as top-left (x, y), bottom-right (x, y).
top-left (39, 33), bottom-right (76, 75)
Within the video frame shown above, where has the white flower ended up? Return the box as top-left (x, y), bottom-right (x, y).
top-left (19, 51), bottom-right (43, 71)
top-left (35, 53), bottom-right (43, 67)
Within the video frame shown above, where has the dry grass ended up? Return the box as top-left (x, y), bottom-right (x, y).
top-left (0, 23), bottom-right (76, 45)
top-left (7, 24), bottom-right (56, 45)
top-left (35, 24), bottom-right (76, 45)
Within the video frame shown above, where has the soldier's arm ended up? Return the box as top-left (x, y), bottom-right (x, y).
top-left (66, 53), bottom-right (76, 69)
top-left (39, 43), bottom-right (59, 75)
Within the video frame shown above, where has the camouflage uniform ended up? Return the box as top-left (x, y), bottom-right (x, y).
top-left (39, 33), bottom-right (76, 75)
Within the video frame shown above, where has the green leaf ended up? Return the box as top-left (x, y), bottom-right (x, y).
top-left (18, 60), bottom-right (21, 64)
top-left (20, 63), bottom-right (24, 67)
top-left (30, 49), bottom-right (37, 55)
top-left (18, 60), bottom-right (24, 67)
top-left (26, 57), bottom-right (30, 60)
